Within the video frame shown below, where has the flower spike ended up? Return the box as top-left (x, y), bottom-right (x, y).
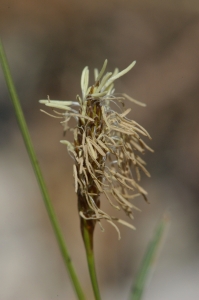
top-left (40, 60), bottom-right (153, 239)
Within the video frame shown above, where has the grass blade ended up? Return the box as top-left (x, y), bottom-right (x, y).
top-left (130, 215), bottom-right (169, 300)
top-left (0, 38), bottom-right (86, 300)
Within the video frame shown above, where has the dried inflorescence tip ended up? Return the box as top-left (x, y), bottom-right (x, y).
top-left (39, 60), bottom-right (153, 239)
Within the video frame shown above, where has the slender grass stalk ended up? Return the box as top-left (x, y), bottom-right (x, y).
top-left (81, 219), bottom-right (101, 300)
top-left (0, 38), bottom-right (86, 300)
top-left (130, 215), bottom-right (169, 300)
top-left (78, 192), bottom-right (101, 300)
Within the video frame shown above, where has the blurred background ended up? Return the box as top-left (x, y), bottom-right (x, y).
top-left (0, 0), bottom-right (199, 299)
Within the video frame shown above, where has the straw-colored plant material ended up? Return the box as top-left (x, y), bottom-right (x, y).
top-left (40, 60), bottom-right (153, 239)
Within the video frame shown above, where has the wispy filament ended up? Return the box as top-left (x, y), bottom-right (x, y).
top-left (39, 60), bottom-right (153, 239)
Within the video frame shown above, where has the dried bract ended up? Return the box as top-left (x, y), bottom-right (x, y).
top-left (39, 60), bottom-right (153, 239)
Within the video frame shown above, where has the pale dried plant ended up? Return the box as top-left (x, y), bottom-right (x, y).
top-left (39, 59), bottom-right (153, 239)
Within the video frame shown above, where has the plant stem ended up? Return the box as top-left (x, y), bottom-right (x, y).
top-left (130, 215), bottom-right (169, 300)
top-left (82, 219), bottom-right (101, 300)
top-left (0, 38), bottom-right (86, 300)
top-left (77, 187), bottom-right (101, 300)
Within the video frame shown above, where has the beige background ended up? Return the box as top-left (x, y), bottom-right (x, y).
top-left (0, 1), bottom-right (199, 299)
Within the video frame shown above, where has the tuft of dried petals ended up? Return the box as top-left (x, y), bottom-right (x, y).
top-left (39, 60), bottom-right (153, 239)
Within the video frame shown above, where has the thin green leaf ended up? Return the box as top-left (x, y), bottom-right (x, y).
top-left (130, 215), bottom-right (169, 300)
top-left (0, 38), bottom-right (86, 300)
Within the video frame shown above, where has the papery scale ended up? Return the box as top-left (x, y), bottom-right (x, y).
top-left (39, 60), bottom-right (153, 239)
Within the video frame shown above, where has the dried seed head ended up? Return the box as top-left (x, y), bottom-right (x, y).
top-left (39, 60), bottom-right (153, 239)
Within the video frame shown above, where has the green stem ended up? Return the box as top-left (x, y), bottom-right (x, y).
top-left (130, 215), bottom-right (168, 300)
top-left (0, 38), bottom-right (86, 300)
top-left (82, 220), bottom-right (101, 300)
